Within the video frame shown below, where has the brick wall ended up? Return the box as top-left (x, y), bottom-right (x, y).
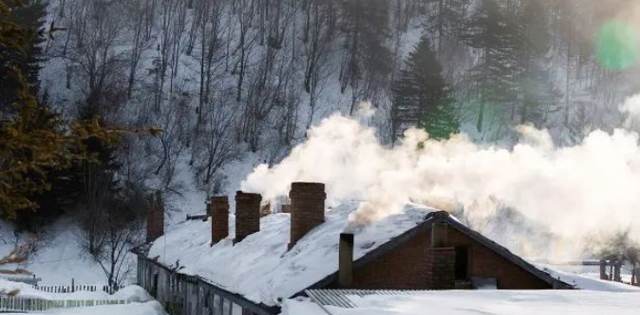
top-left (146, 206), bottom-right (164, 242)
top-left (235, 192), bottom-right (262, 243)
top-left (348, 227), bottom-right (551, 290)
top-left (211, 196), bottom-right (229, 245)
top-left (425, 248), bottom-right (456, 289)
top-left (289, 182), bottom-right (326, 250)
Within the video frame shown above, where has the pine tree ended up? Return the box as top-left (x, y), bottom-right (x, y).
top-left (512, 0), bottom-right (560, 127)
top-left (392, 35), bottom-right (459, 141)
top-left (0, 0), bottom-right (122, 221)
top-left (461, 0), bottom-right (518, 134)
top-left (0, 0), bottom-right (46, 115)
top-left (339, 0), bottom-right (393, 114)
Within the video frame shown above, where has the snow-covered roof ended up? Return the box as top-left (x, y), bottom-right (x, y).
top-left (146, 201), bottom-right (437, 306)
top-left (283, 289), bottom-right (640, 315)
top-left (537, 266), bottom-right (640, 292)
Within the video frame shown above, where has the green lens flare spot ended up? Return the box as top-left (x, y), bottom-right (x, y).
top-left (596, 21), bottom-right (640, 70)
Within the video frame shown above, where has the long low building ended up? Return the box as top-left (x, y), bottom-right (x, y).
top-left (133, 182), bottom-right (572, 315)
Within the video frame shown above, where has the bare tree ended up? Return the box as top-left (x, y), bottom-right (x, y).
top-left (76, 182), bottom-right (148, 291)
top-left (194, 0), bottom-right (226, 129)
top-left (191, 90), bottom-right (239, 195)
top-left (124, 0), bottom-right (153, 99)
top-left (154, 0), bottom-right (189, 111)
top-left (233, 0), bottom-right (257, 102)
top-left (68, 0), bottom-right (127, 116)
top-left (301, 0), bottom-right (334, 129)
top-left (151, 90), bottom-right (191, 195)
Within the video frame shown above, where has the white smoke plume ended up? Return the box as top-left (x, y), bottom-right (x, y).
top-left (621, 94), bottom-right (640, 127)
top-left (241, 102), bottom-right (640, 259)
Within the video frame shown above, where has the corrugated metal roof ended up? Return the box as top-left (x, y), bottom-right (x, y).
top-left (305, 289), bottom-right (432, 308)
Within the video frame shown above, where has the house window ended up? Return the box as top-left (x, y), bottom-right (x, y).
top-left (231, 303), bottom-right (243, 315)
top-left (214, 295), bottom-right (222, 315)
top-left (455, 247), bottom-right (469, 280)
top-left (223, 299), bottom-right (232, 315)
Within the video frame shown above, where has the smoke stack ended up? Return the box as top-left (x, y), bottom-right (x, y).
top-left (235, 191), bottom-right (262, 243)
top-left (211, 196), bottom-right (229, 245)
top-left (288, 182), bottom-right (326, 250)
top-left (339, 233), bottom-right (354, 288)
top-left (431, 211), bottom-right (449, 248)
top-left (146, 192), bottom-right (164, 242)
top-left (425, 211), bottom-right (454, 290)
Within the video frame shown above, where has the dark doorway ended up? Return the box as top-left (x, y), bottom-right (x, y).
top-left (455, 247), bottom-right (469, 280)
top-left (151, 273), bottom-right (159, 298)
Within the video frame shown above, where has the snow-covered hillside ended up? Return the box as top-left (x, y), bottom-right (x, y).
top-left (6, 0), bottom-right (640, 295)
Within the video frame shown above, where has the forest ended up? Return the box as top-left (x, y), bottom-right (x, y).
top-left (2, 0), bottom-right (639, 234)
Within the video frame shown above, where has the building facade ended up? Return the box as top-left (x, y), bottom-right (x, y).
top-left (135, 182), bottom-right (571, 315)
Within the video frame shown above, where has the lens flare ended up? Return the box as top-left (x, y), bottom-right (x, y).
top-left (596, 21), bottom-right (640, 70)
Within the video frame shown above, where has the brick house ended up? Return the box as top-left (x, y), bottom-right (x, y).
top-left (133, 182), bottom-right (571, 315)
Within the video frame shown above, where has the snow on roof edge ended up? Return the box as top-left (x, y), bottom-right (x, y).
top-left (146, 201), bottom-right (437, 306)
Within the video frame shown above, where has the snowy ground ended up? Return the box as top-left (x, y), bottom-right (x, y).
top-left (283, 290), bottom-right (640, 315)
top-left (538, 265), bottom-right (639, 292)
top-left (0, 218), bottom-right (108, 285)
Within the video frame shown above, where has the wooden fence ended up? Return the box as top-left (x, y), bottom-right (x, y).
top-left (0, 297), bottom-right (127, 312)
top-left (33, 284), bottom-right (121, 294)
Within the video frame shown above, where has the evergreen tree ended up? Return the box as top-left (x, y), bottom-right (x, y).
top-left (339, 0), bottom-right (393, 113)
top-left (424, 0), bottom-right (472, 53)
top-left (0, 0), bottom-right (46, 116)
top-left (461, 0), bottom-right (519, 134)
top-left (512, 0), bottom-right (560, 127)
top-left (0, 0), bottom-right (123, 221)
top-left (392, 35), bottom-right (459, 141)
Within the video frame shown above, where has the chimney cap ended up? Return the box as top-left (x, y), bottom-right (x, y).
top-left (340, 233), bottom-right (354, 241)
top-left (289, 182), bottom-right (326, 199)
top-left (432, 211), bottom-right (449, 223)
top-left (211, 196), bottom-right (229, 203)
top-left (291, 182), bottom-right (325, 191)
top-left (235, 191), bottom-right (262, 200)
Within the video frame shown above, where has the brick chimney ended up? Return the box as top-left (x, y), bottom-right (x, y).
top-left (235, 191), bottom-right (262, 243)
top-left (146, 192), bottom-right (165, 242)
top-left (338, 233), bottom-right (354, 288)
top-left (211, 196), bottom-right (229, 245)
top-left (425, 211), bottom-right (455, 290)
top-left (288, 182), bottom-right (326, 250)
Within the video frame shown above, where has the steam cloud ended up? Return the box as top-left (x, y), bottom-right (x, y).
top-left (242, 99), bottom-right (640, 259)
